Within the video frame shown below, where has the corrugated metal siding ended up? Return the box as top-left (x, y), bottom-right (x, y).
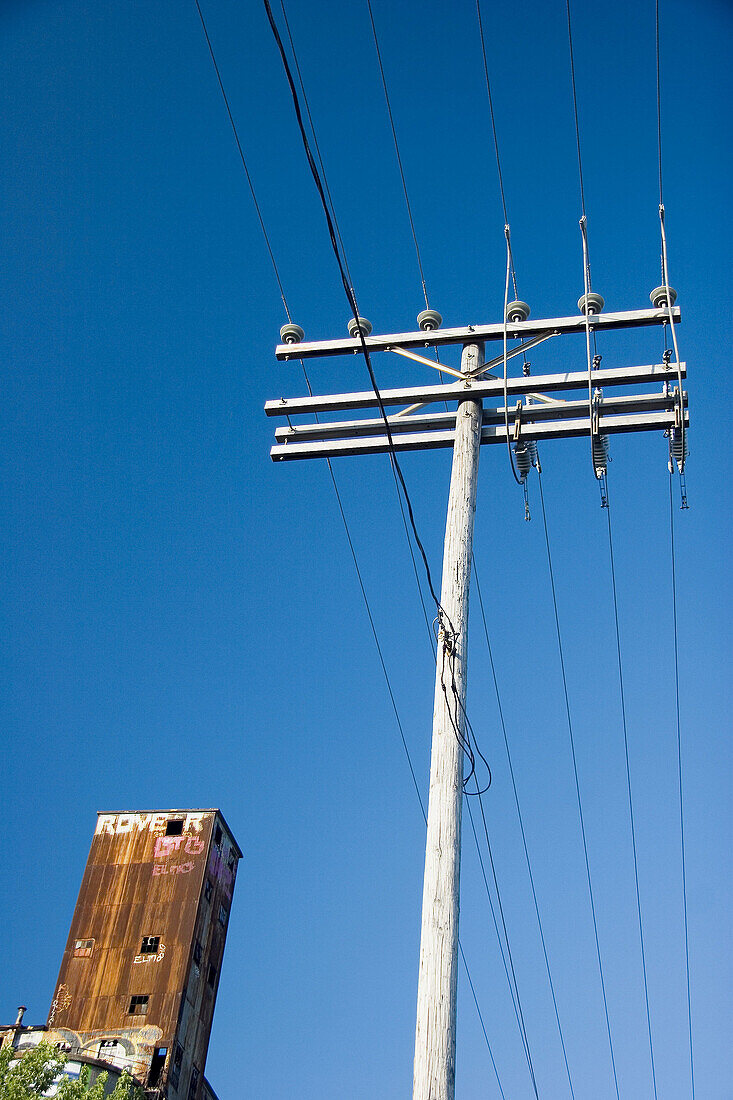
top-left (46, 810), bottom-right (240, 1099)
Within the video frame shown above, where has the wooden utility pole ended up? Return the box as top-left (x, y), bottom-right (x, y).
top-left (413, 343), bottom-right (483, 1100)
top-left (266, 301), bottom-right (686, 1094)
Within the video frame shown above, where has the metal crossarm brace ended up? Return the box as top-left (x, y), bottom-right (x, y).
top-left (265, 362), bottom-right (686, 419)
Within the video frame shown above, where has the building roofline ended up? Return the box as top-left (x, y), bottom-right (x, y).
top-left (94, 810), bottom-right (242, 859)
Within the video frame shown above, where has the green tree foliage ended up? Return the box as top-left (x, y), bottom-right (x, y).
top-left (0, 1043), bottom-right (144, 1100)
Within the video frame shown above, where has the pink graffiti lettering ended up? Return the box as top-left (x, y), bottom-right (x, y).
top-left (152, 861), bottom-right (195, 877)
top-left (185, 836), bottom-right (204, 855)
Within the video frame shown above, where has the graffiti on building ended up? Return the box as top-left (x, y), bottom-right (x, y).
top-left (48, 985), bottom-right (72, 1026)
top-left (133, 943), bottom-right (166, 964)
top-left (152, 861), bottom-right (195, 877)
top-left (96, 812), bottom-right (208, 837)
top-left (208, 848), bottom-right (234, 896)
top-left (154, 834), bottom-right (205, 859)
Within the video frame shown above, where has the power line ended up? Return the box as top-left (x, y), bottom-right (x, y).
top-left (473, 559), bottom-right (577, 1098)
top-left (365, 0), bottom-right (430, 311)
top-left (565, 0), bottom-right (587, 221)
top-left (604, 493), bottom-right (659, 1098)
top-left (669, 472), bottom-right (696, 1097)
top-left (467, 786), bottom-right (541, 1097)
top-left (193, 10), bottom-right (506, 1082)
top-left (537, 472), bottom-right (621, 1100)
top-left (193, 0), bottom-right (293, 323)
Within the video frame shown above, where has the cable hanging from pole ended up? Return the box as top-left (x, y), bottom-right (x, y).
top-left (195, 6), bottom-right (507, 1088)
top-left (537, 472), bottom-right (621, 1100)
top-left (669, 471), bottom-right (695, 1098)
top-left (604, 491), bottom-right (660, 1099)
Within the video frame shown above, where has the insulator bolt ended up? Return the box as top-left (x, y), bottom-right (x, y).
top-left (347, 316), bottom-right (372, 338)
top-left (650, 285), bottom-right (677, 309)
top-left (578, 292), bottom-right (605, 316)
top-left (417, 309), bottom-right (443, 331)
top-left (280, 323), bottom-right (305, 345)
top-left (505, 300), bottom-right (530, 324)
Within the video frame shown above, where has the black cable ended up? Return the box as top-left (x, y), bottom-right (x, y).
top-left (669, 472), bottom-right (696, 1098)
top-left (263, 0), bottom-right (445, 620)
top-left (278, 0), bottom-right (355, 296)
top-left (604, 493), bottom-right (659, 1098)
top-left (537, 473), bottom-right (621, 1099)
top-left (197, 7), bottom-right (504, 1081)
top-left (365, 0), bottom-right (430, 311)
top-left (194, 0), bottom-right (293, 323)
top-left (474, 558), bottom-right (577, 1098)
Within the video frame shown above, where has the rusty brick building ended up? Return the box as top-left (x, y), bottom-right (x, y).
top-left (43, 809), bottom-right (241, 1098)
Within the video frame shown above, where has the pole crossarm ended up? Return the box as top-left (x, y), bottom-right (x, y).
top-left (271, 407), bottom-right (688, 461)
top-left (275, 306), bottom-right (681, 361)
top-left (274, 392), bottom-right (687, 444)
top-left (265, 362), bottom-right (686, 419)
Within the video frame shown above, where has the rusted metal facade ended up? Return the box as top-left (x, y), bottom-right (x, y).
top-left (46, 809), bottom-right (240, 1099)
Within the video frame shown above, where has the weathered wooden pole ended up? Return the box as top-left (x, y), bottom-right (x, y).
top-left (413, 342), bottom-right (484, 1100)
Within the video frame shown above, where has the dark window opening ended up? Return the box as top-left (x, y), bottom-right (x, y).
top-left (193, 940), bottom-right (202, 966)
top-left (188, 1065), bottom-right (199, 1100)
top-left (140, 935), bottom-right (160, 955)
top-left (227, 849), bottom-right (236, 870)
top-left (214, 824), bottom-right (222, 848)
top-left (73, 938), bottom-right (94, 958)
top-left (166, 819), bottom-right (184, 836)
top-left (218, 904), bottom-right (228, 928)
top-left (170, 1045), bottom-right (183, 1090)
top-left (207, 963), bottom-right (217, 989)
top-left (127, 995), bottom-right (149, 1016)
top-left (148, 1047), bottom-right (168, 1088)
top-left (204, 878), bottom-right (212, 902)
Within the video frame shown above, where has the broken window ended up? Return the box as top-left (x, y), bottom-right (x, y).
top-left (73, 939), bottom-right (94, 958)
top-left (193, 940), bottom-right (202, 966)
top-left (127, 995), bottom-right (148, 1016)
top-left (140, 936), bottom-right (160, 955)
top-left (166, 819), bottom-right (184, 836)
top-left (218, 904), bottom-right (228, 928)
top-left (207, 964), bottom-right (217, 990)
top-left (204, 878), bottom-right (212, 902)
top-left (214, 825), bottom-right (222, 848)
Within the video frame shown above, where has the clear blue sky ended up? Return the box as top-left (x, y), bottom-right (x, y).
top-left (1, 1), bottom-right (730, 1098)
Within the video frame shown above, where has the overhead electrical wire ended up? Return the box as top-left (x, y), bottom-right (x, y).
top-left (604, 493), bottom-right (659, 1099)
top-left (266, 0), bottom-right (497, 799)
top-left (473, 563), bottom-right (577, 1098)
top-left (361, 8), bottom-right (559, 1088)
top-left (192, 5), bottom-right (506, 1088)
top-left (365, 0), bottom-right (429, 312)
top-left (657, 51), bottom-right (694, 1090)
top-left (537, 473), bottom-right (621, 1100)
top-left (669, 472), bottom-right (695, 1098)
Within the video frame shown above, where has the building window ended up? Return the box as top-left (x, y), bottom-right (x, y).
top-left (204, 878), bottom-right (212, 902)
top-left (170, 1045), bottom-right (183, 1090)
top-left (193, 940), bottom-right (202, 966)
top-left (188, 1065), bottom-right (199, 1100)
top-left (227, 849), bottom-right (236, 871)
top-left (214, 825), bottom-right (222, 848)
top-left (127, 995), bottom-right (149, 1016)
top-left (140, 936), bottom-right (160, 955)
top-left (218, 904), bottom-right (228, 928)
top-left (166, 818), bottom-right (184, 836)
top-left (73, 939), bottom-right (94, 958)
top-left (207, 964), bottom-right (217, 990)
top-left (148, 1047), bottom-right (168, 1088)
